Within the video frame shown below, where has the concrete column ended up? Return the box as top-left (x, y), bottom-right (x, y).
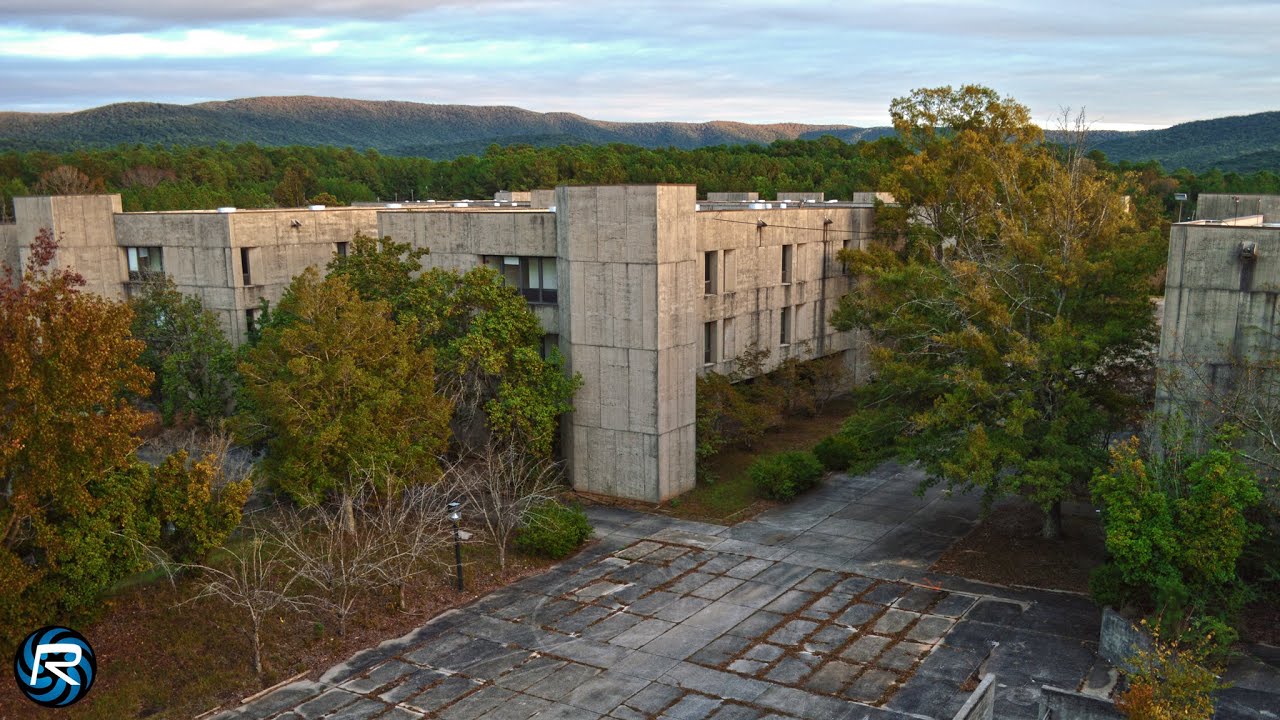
top-left (557, 185), bottom-right (698, 502)
top-left (15, 195), bottom-right (125, 299)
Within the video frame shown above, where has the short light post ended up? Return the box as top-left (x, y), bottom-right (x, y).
top-left (448, 501), bottom-right (463, 592)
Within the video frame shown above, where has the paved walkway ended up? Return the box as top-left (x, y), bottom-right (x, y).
top-left (216, 462), bottom-right (1279, 720)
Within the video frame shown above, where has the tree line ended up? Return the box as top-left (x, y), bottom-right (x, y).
top-left (2, 133), bottom-right (1276, 223)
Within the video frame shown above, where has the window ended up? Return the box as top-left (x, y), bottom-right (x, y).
top-left (722, 317), bottom-right (733, 361)
top-left (781, 244), bottom-right (793, 284)
top-left (336, 241), bottom-right (349, 257)
top-left (240, 247), bottom-right (253, 286)
top-left (482, 255), bottom-right (558, 304)
top-left (245, 308), bottom-right (257, 335)
top-left (780, 306), bottom-right (791, 346)
top-left (703, 321), bottom-right (717, 365)
top-left (540, 334), bottom-right (560, 360)
top-left (704, 251), bottom-right (717, 295)
top-left (723, 249), bottom-right (735, 292)
top-left (126, 247), bottom-right (163, 280)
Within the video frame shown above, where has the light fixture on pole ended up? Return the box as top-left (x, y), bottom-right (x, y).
top-left (448, 501), bottom-right (463, 592)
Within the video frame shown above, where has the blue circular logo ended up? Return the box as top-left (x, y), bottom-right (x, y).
top-left (12, 626), bottom-right (96, 708)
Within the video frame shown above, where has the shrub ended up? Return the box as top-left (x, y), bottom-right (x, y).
top-left (1091, 436), bottom-right (1262, 624)
top-left (750, 451), bottom-right (824, 501)
top-left (814, 434), bottom-right (859, 471)
top-left (1115, 621), bottom-right (1223, 720)
top-left (516, 501), bottom-right (593, 560)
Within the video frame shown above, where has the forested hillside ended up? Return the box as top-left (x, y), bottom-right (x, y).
top-left (0, 96), bottom-right (883, 157)
top-left (0, 96), bottom-right (1276, 172)
top-left (1091, 111), bottom-right (1280, 172)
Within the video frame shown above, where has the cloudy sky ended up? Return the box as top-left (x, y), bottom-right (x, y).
top-left (0, 0), bottom-right (1276, 129)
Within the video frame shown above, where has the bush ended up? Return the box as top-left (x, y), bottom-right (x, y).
top-left (1115, 621), bottom-right (1223, 720)
top-left (814, 434), bottom-right (859, 471)
top-left (1091, 435), bottom-right (1262, 631)
top-left (750, 451), bottom-right (824, 501)
top-left (516, 501), bottom-right (593, 560)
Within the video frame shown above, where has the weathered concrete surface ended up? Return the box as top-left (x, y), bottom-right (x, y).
top-left (14, 194), bottom-right (124, 299)
top-left (558, 185), bottom-right (699, 502)
top-left (4, 187), bottom-right (881, 505)
top-left (216, 462), bottom-right (1241, 720)
top-left (1096, 608), bottom-right (1151, 673)
top-left (1156, 206), bottom-right (1280, 422)
top-left (1196, 193), bottom-right (1280, 222)
top-left (1037, 686), bottom-right (1123, 720)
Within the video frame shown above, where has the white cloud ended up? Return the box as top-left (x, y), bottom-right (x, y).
top-left (0, 0), bottom-right (1275, 125)
top-left (0, 29), bottom-right (282, 59)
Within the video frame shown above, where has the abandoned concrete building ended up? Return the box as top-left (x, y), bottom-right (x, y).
top-left (1157, 193), bottom-right (1280, 416)
top-left (0, 186), bottom-right (876, 504)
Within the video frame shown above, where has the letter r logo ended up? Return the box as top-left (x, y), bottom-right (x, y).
top-left (30, 644), bottom-right (82, 686)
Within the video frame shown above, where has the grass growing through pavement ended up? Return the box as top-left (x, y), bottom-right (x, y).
top-left (0, 535), bottom-right (559, 720)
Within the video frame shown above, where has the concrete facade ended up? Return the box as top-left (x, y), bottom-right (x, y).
top-left (13, 195), bottom-right (124, 298)
top-left (1, 185), bottom-right (876, 503)
top-left (1157, 210), bottom-right (1280, 412)
top-left (1196, 193), bottom-right (1280, 222)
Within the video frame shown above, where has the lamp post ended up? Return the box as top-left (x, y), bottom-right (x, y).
top-left (448, 501), bottom-right (463, 592)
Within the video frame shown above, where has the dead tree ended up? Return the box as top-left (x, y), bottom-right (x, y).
top-left (366, 475), bottom-right (455, 610)
top-left (182, 535), bottom-right (303, 680)
top-left (455, 440), bottom-right (563, 570)
top-left (272, 489), bottom-right (392, 637)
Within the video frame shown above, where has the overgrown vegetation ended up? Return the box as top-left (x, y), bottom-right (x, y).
top-left (1091, 432), bottom-right (1265, 649)
top-left (0, 233), bottom-right (250, 643)
top-left (696, 345), bottom-right (847, 479)
top-left (129, 276), bottom-right (239, 426)
top-left (0, 226), bottom-right (587, 695)
top-left (1115, 620), bottom-right (1225, 720)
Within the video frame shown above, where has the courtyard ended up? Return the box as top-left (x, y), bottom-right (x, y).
top-left (214, 463), bottom-right (1280, 720)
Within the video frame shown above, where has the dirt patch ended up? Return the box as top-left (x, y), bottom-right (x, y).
top-left (931, 500), bottom-right (1106, 594)
top-left (0, 537), bottom-right (562, 720)
top-left (1241, 600), bottom-right (1280, 646)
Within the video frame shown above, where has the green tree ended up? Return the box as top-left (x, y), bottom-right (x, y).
top-left (406, 267), bottom-right (579, 456)
top-left (236, 269), bottom-right (452, 504)
top-left (0, 231), bottom-right (248, 639)
top-left (129, 276), bottom-right (239, 426)
top-left (832, 88), bottom-right (1161, 538)
top-left (327, 235), bottom-right (580, 457)
top-left (1091, 435), bottom-right (1262, 630)
top-left (325, 233), bottom-right (427, 318)
top-left (0, 230), bottom-right (154, 635)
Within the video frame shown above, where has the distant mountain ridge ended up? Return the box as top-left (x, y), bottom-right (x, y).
top-left (0, 96), bottom-right (1275, 172)
top-left (0, 96), bottom-right (891, 158)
